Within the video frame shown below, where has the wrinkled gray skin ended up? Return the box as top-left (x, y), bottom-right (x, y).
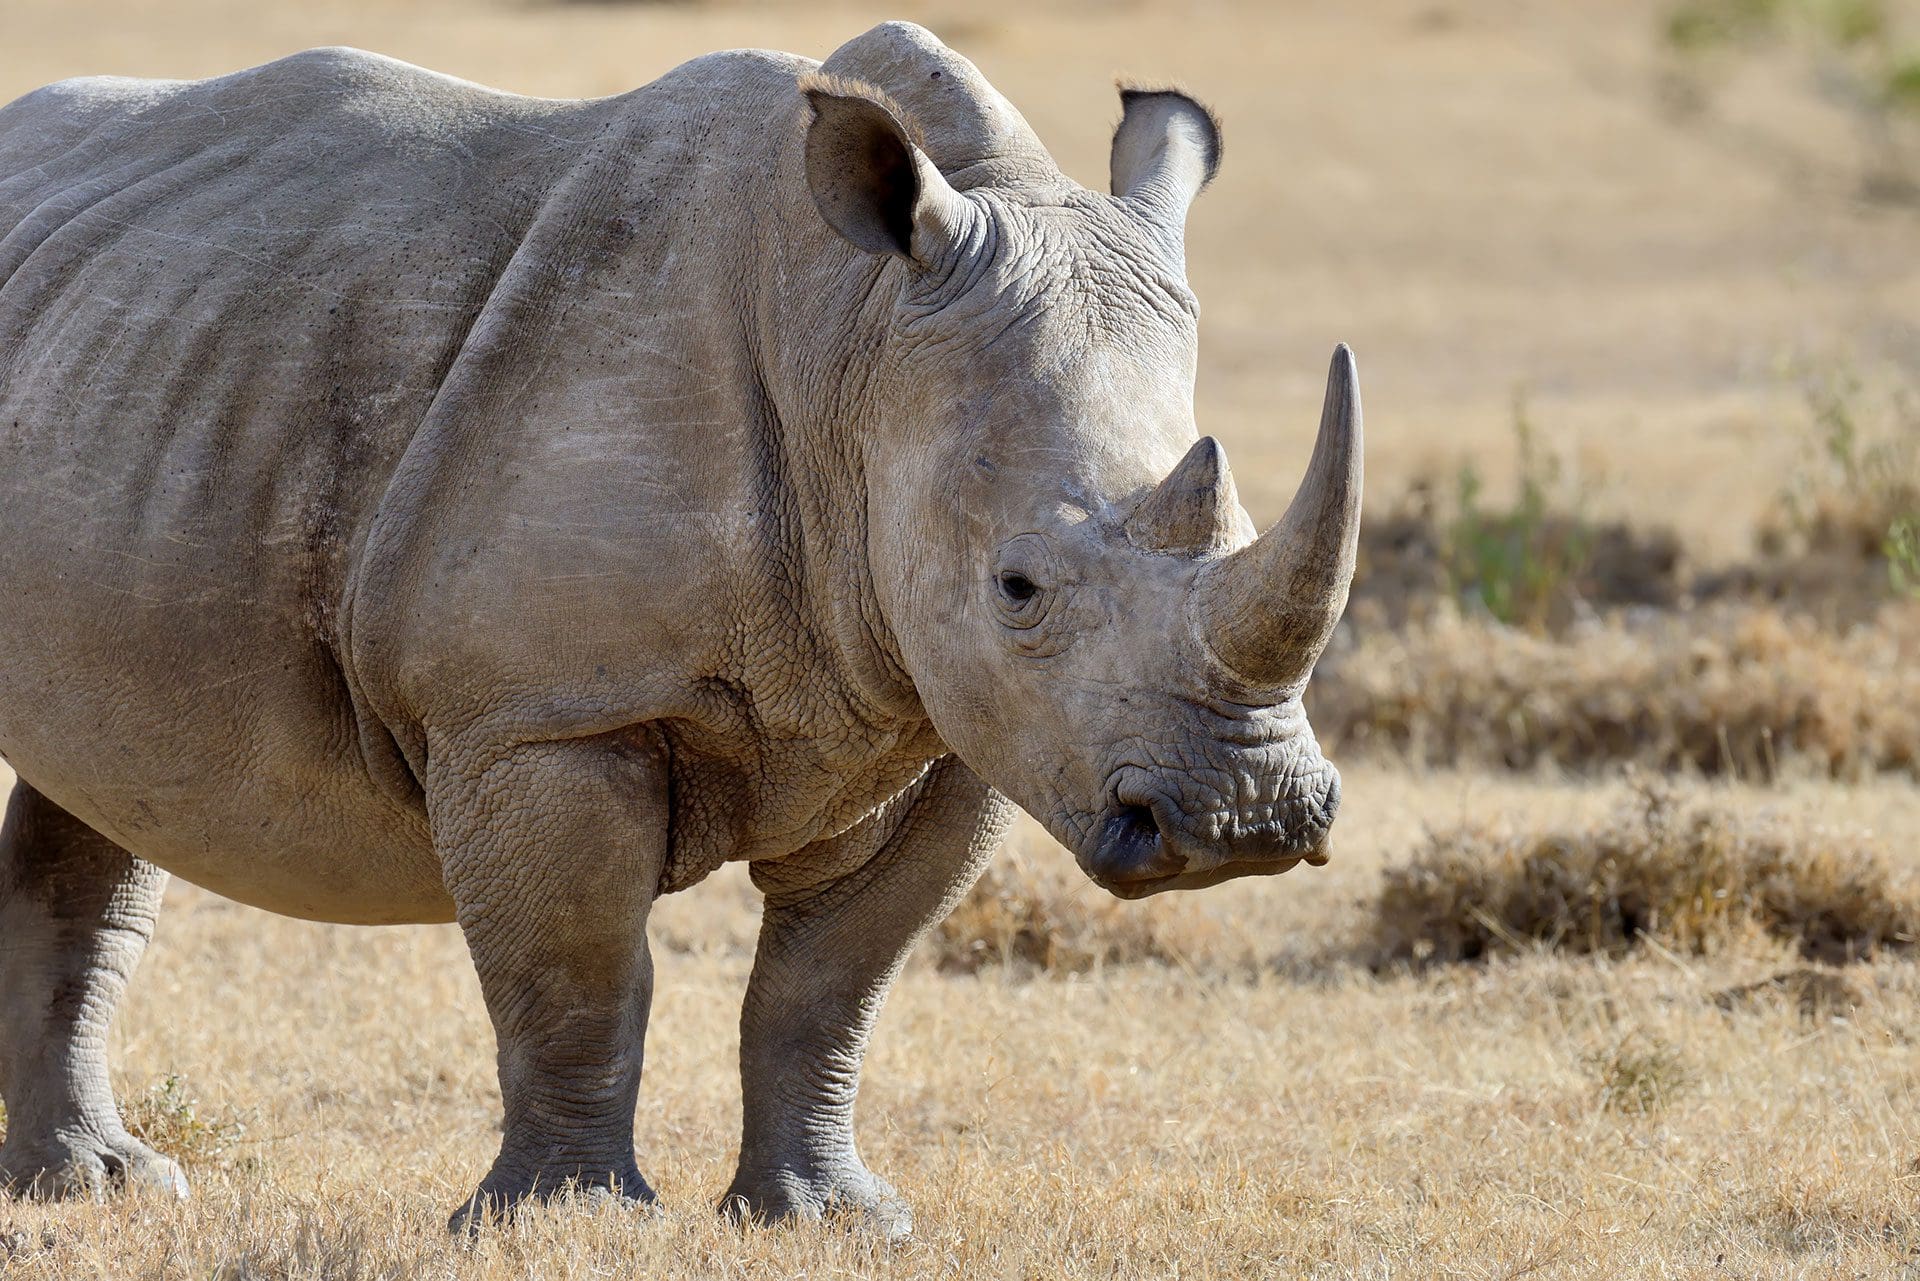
top-left (0, 23), bottom-right (1362, 1233)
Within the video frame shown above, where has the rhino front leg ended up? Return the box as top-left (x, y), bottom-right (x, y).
top-left (723, 757), bottom-right (1015, 1238)
top-left (426, 731), bottom-right (670, 1231)
top-left (0, 779), bottom-right (185, 1201)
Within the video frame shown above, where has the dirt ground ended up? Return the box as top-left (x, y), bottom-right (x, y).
top-left (3, 0), bottom-right (1919, 1277)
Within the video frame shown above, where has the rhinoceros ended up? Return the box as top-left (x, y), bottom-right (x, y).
top-left (0, 21), bottom-right (1361, 1233)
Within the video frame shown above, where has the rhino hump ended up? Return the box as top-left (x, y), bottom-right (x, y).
top-left (818, 20), bottom-right (1059, 190)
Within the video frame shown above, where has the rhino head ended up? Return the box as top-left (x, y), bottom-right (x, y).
top-left (799, 27), bottom-right (1360, 898)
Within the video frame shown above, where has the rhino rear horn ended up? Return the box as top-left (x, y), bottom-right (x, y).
top-left (1197, 345), bottom-right (1363, 689)
top-left (1124, 436), bottom-right (1240, 556)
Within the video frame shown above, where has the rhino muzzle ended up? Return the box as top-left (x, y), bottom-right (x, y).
top-left (1081, 768), bottom-right (1340, 900)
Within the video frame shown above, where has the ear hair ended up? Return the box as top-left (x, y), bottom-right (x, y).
top-left (1115, 83), bottom-right (1223, 189)
top-left (798, 71), bottom-right (929, 152)
top-left (1109, 83), bottom-right (1224, 227)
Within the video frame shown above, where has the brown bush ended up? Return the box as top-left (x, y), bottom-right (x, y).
top-left (1312, 601), bottom-right (1920, 779)
top-left (1348, 477), bottom-right (1685, 636)
top-left (1369, 785), bottom-right (1920, 969)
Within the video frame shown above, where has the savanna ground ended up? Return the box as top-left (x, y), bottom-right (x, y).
top-left (3, 0), bottom-right (1920, 1276)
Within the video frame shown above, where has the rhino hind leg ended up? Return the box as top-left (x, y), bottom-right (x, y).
top-left (723, 758), bottom-right (1015, 1240)
top-left (428, 733), bottom-right (672, 1232)
top-left (0, 778), bottom-right (185, 1201)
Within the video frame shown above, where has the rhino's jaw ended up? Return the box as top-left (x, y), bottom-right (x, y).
top-left (1076, 770), bottom-right (1339, 899)
top-left (1090, 855), bottom-right (1319, 901)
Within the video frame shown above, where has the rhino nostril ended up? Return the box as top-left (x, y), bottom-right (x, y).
top-left (1086, 800), bottom-right (1182, 887)
top-left (1112, 803), bottom-right (1158, 843)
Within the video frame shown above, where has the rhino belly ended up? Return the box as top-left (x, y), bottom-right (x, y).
top-left (0, 595), bottom-right (451, 925)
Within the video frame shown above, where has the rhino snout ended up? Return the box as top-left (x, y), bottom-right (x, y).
top-left (1080, 766), bottom-right (1339, 900)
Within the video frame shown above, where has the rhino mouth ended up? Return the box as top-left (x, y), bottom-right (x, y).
top-left (1078, 794), bottom-right (1333, 899)
top-left (1092, 855), bottom-right (1319, 901)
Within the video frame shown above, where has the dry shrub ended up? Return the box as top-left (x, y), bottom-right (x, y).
top-left (928, 835), bottom-right (1229, 975)
top-left (1370, 784), bottom-right (1920, 968)
top-left (122, 1074), bottom-right (248, 1169)
top-left (1313, 600), bottom-right (1920, 778)
top-left (1715, 365), bottom-right (1920, 614)
top-left (1354, 366), bottom-right (1917, 631)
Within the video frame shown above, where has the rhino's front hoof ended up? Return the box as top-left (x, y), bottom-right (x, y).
top-left (448, 1165), bottom-right (660, 1234)
top-left (720, 1168), bottom-right (913, 1241)
top-left (0, 1135), bottom-right (190, 1202)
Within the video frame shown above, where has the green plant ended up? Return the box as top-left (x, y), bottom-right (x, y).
top-left (1761, 364), bottom-right (1920, 570)
top-left (1441, 393), bottom-right (1596, 631)
top-left (1888, 515), bottom-right (1920, 595)
top-left (1667, 0), bottom-right (1894, 52)
top-left (122, 1074), bottom-right (247, 1168)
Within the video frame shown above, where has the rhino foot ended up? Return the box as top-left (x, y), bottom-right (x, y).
top-left (720, 1166), bottom-right (912, 1240)
top-left (448, 1164), bottom-right (660, 1233)
top-left (0, 1132), bottom-right (189, 1201)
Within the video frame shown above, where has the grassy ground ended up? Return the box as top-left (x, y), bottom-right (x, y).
top-left (4, 0), bottom-right (1920, 1276)
top-left (6, 769), bottom-right (1920, 1277)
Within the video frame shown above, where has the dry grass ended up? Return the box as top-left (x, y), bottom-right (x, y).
top-left (2, 767), bottom-right (1920, 1276)
top-left (121, 1076), bottom-right (252, 1172)
top-left (1314, 599), bottom-right (1920, 779)
top-left (1369, 782), bottom-right (1920, 968)
top-left (928, 840), bottom-right (1234, 976)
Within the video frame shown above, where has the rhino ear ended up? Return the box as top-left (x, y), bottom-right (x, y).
top-left (1110, 86), bottom-right (1222, 231)
top-left (802, 76), bottom-right (974, 266)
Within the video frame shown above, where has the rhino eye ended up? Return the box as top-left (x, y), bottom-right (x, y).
top-left (998, 572), bottom-right (1039, 604)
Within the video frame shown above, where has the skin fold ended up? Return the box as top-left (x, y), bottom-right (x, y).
top-left (0, 21), bottom-right (1360, 1233)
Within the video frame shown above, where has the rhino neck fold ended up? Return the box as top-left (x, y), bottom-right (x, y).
top-left (742, 136), bottom-right (932, 739)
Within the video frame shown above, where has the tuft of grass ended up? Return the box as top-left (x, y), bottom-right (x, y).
top-left (122, 1075), bottom-right (247, 1169)
top-left (1759, 365), bottom-right (1920, 563)
top-left (1369, 783), bottom-right (1920, 968)
top-left (1887, 514), bottom-right (1920, 596)
top-left (1583, 1034), bottom-right (1696, 1114)
top-left (928, 835), bottom-right (1229, 976)
top-left (202, 1218), bottom-right (381, 1281)
top-left (1312, 600), bottom-right (1920, 779)
top-left (1713, 966), bottom-right (1867, 1018)
top-left (1350, 408), bottom-right (1683, 636)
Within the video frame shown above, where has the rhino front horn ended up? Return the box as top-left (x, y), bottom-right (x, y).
top-left (1197, 344), bottom-right (1363, 688)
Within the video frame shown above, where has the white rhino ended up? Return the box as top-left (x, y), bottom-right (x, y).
top-left (0, 22), bottom-right (1361, 1233)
